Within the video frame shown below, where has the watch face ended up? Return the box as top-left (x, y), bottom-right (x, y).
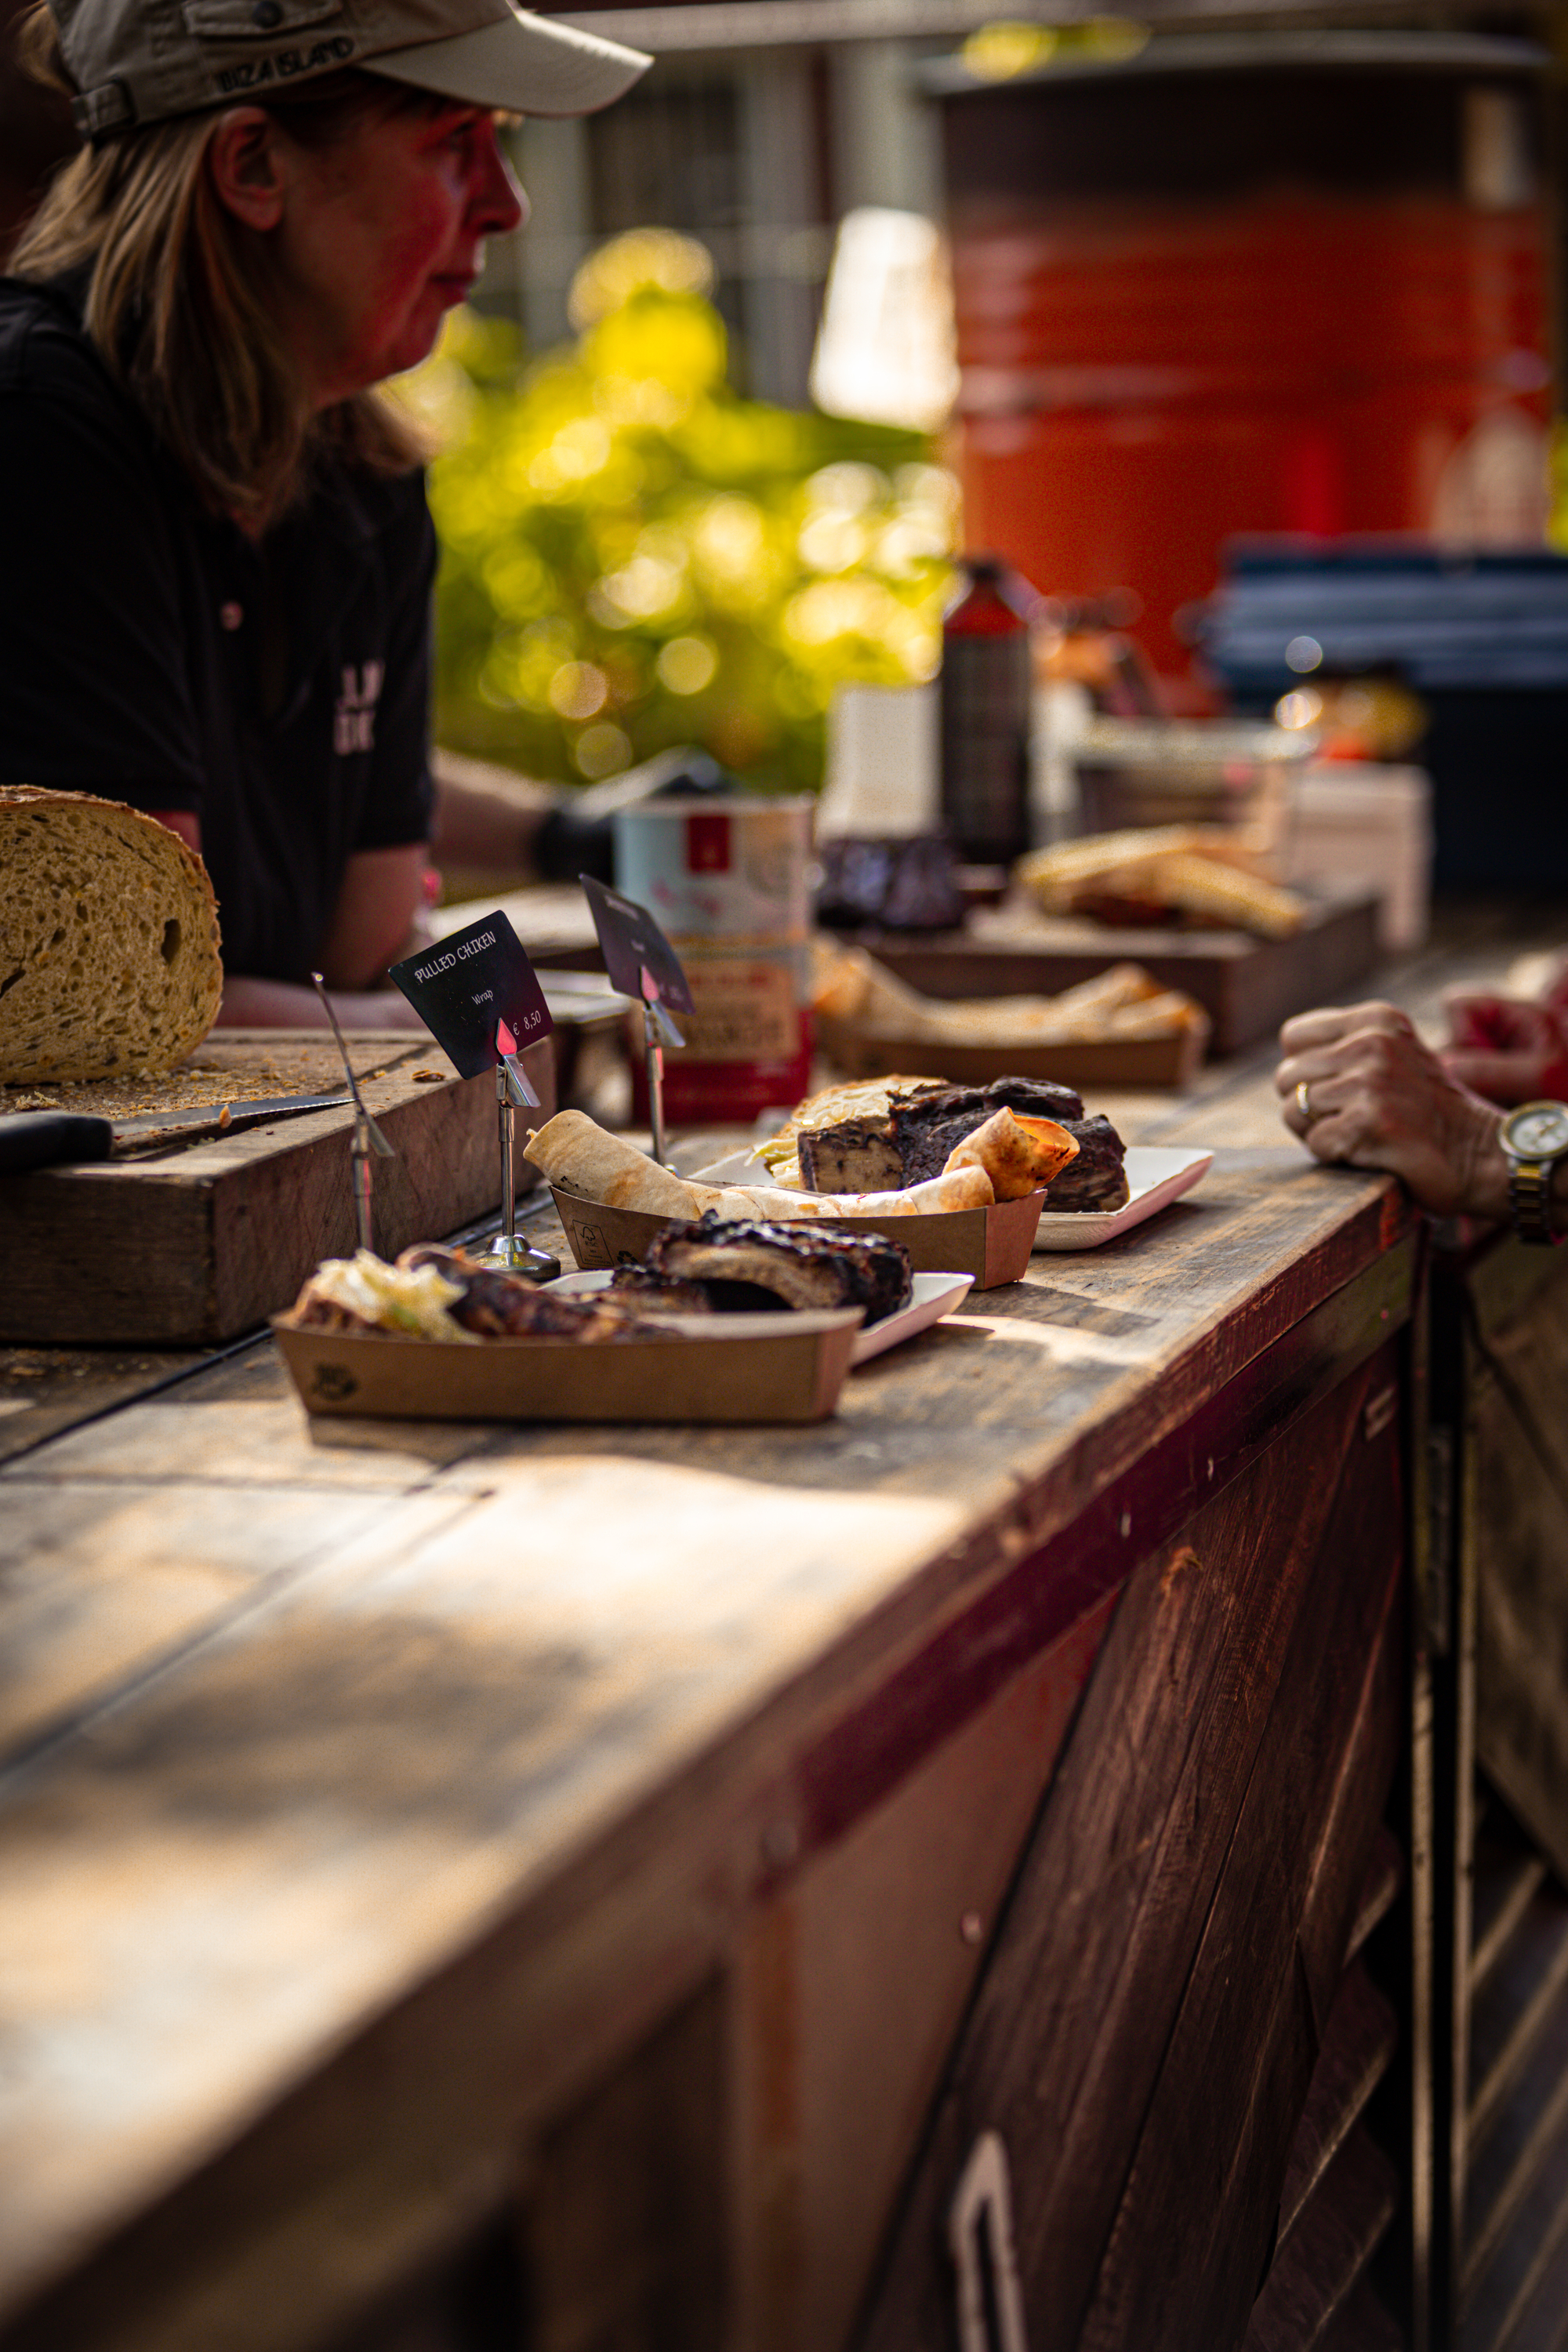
top-left (1504, 1102), bottom-right (1568, 1158)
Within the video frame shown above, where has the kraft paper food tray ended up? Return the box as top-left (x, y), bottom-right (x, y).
top-left (273, 1308), bottom-right (861, 1426)
top-left (812, 1011), bottom-right (1207, 1090)
top-left (549, 1181), bottom-right (1044, 1289)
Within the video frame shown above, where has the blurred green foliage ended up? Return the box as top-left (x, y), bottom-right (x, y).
top-left (397, 230), bottom-right (959, 793)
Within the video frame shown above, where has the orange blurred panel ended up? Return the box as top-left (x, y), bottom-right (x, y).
top-left (949, 194), bottom-right (1549, 680)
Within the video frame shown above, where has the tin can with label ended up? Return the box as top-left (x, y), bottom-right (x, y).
top-left (614, 797), bottom-right (815, 1124)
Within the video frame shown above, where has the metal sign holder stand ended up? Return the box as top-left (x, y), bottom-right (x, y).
top-left (474, 1019), bottom-right (560, 1282)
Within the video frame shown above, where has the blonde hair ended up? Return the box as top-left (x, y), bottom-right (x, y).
top-left (10, 2), bottom-right (426, 528)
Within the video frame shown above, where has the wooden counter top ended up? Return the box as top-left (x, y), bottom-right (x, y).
top-left (0, 1141), bottom-right (1412, 2352)
top-left (7, 899), bottom-right (1562, 2350)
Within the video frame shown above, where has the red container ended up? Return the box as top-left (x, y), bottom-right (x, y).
top-left (936, 44), bottom-right (1552, 688)
top-left (615, 798), bottom-right (815, 1126)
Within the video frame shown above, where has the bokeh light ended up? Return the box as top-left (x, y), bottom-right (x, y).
top-left (412, 228), bottom-right (959, 789)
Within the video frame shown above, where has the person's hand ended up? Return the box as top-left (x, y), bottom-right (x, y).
top-left (1442, 991), bottom-right (1568, 1107)
top-left (1276, 1000), bottom-right (1507, 1220)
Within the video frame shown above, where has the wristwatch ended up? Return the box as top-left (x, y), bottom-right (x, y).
top-left (1499, 1100), bottom-right (1568, 1244)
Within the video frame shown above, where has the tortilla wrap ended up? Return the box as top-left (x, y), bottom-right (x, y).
top-left (943, 1108), bottom-right (1079, 1201)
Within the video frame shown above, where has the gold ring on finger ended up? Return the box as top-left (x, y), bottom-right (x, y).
top-left (1295, 1080), bottom-right (1314, 1123)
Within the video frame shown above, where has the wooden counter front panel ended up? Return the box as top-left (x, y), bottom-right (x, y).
top-left (858, 1341), bottom-right (1404, 2352)
top-left (1466, 1247), bottom-right (1568, 1887)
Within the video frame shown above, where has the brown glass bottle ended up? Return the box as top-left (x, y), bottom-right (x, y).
top-left (939, 556), bottom-right (1037, 866)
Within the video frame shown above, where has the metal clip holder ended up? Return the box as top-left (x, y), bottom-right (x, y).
top-left (640, 964), bottom-right (684, 1168)
top-left (474, 1018), bottom-right (559, 1282)
top-left (310, 974), bottom-right (395, 1255)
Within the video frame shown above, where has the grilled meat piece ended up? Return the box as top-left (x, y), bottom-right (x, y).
top-left (607, 1267), bottom-right (715, 1315)
top-left (643, 1216), bottom-right (913, 1324)
top-left (891, 1076), bottom-right (1085, 1186)
top-left (797, 1115), bottom-right (903, 1195)
top-left (397, 1246), bottom-right (663, 1340)
top-left (1041, 1116), bottom-right (1129, 1212)
top-left (898, 1076), bottom-right (1086, 1124)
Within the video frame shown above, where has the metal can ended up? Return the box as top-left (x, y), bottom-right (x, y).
top-left (614, 797), bottom-right (815, 1125)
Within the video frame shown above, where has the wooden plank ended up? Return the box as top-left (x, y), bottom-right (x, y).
top-left (1472, 1836), bottom-right (1548, 1999)
top-left (851, 890), bottom-right (1382, 1055)
top-left (1468, 1888), bottom-right (1568, 2154)
top-left (1279, 1964), bottom-right (1400, 2247)
top-left (0, 1343), bottom-right (217, 1468)
top-left (1316, 2276), bottom-right (1406, 2352)
top-left (4, 1338), bottom-right (493, 1497)
top-left (1459, 2093), bottom-right (1568, 2352)
top-left (1348, 1827), bottom-right (1403, 1962)
top-left (1469, 1272), bottom-right (1568, 1889)
top-left (1487, 2194), bottom-right (1568, 2352)
top-left (0, 1034), bottom-right (547, 1347)
top-left (1465, 1943), bottom-right (1568, 2304)
top-left (858, 1347), bottom-right (1397, 2352)
top-left (0, 1475), bottom-right (421, 1764)
top-left (731, 1585), bottom-right (1120, 2352)
top-left (527, 1979), bottom-right (728, 2352)
top-left (1077, 1374), bottom-right (1403, 2352)
top-left (1243, 2129), bottom-right (1399, 2352)
top-left (0, 1160), bottom-right (1408, 2352)
top-left (331, 2214), bottom-right (525, 2352)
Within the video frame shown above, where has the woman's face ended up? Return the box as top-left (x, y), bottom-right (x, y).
top-left (263, 99), bottom-right (526, 405)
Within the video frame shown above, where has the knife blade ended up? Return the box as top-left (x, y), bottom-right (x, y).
top-left (0, 1091), bottom-right (352, 1174)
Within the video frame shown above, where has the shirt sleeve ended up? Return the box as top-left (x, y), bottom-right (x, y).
top-left (0, 340), bottom-right (208, 813)
top-left (350, 477), bottom-right (437, 853)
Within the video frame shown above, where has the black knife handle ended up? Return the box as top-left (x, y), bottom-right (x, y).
top-left (0, 1114), bottom-right (114, 1174)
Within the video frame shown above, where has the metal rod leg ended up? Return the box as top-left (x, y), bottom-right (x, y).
top-left (499, 1069), bottom-right (516, 1247)
top-left (645, 1011), bottom-right (667, 1167)
top-left (352, 1138), bottom-right (374, 1254)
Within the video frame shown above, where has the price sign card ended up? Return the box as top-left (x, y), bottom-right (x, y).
top-left (581, 875), bottom-right (695, 1013)
top-left (388, 913), bottom-right (554, 1079)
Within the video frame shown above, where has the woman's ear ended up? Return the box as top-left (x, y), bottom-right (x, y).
top-left (207, 107), bottom-right (288, 230)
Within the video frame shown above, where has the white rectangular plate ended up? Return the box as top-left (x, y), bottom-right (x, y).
top-left (689, 1146), bottom-right (1213, 1254)
top-left (1033, 1146), bottom-right (1213, 1250)
top-left (688, 1149), bottom-right (793, 1188)
top-left (546, 1268), bottom-right (975, 1365)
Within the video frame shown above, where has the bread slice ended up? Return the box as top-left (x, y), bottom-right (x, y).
top-left (0, 788), bottom-right (223, 1083)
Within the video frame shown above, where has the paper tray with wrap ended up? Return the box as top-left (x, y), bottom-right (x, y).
top-left (528, 1112), bottom-right (1044, 1290)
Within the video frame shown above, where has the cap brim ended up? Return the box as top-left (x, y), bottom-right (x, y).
top-left (367, 6), bottom-right (650, 116)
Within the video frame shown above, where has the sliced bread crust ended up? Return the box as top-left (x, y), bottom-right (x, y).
top-left (0, 787), bottom-right (223, 1083)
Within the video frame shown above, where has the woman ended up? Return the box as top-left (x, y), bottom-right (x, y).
top-left (0, 0), bottom-right (646, 1025)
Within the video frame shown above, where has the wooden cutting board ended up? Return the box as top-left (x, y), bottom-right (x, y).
top-left (848, 889), bottom-right (1382, 1056)
top-left (0, 1031), bottom-right (549, 1348)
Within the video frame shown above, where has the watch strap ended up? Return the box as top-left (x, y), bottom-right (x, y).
top-left (1509, 1154), bottom-right (1564, 1246)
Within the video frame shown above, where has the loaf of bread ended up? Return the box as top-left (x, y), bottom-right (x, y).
top-left (0, 789), bottom-right (223, 1083)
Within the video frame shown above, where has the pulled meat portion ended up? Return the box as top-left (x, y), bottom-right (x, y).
top-left (794, 1076), bottom-right (1087, 1196)
top-left (639, 1215), bottom-right (913, 1324)
top-left (290, 1245), bottom-right (674, 1342)
top-left (797, 1116), bottom-right (904, 1196)
top-left (1041, 1116), bottom-right (1129, 1212)
top-left (400, 1245), bottom-right (670, 1339)
top-left (892, 1077), bottom-right (1086, 1188)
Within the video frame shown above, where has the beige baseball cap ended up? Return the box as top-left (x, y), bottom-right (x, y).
top-left (54, 0), bottom-right (651, 138)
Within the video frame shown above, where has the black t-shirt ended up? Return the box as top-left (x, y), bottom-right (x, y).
top-left (0, 276), bottom-right (435, 982)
